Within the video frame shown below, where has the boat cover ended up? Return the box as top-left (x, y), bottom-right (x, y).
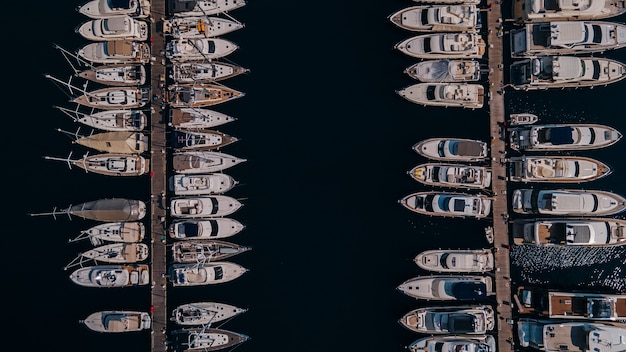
top-left (548, 127), bottom-right (574, 145)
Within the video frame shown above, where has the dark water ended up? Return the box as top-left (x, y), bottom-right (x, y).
top-left (9, 1), bottom-right (626, 352)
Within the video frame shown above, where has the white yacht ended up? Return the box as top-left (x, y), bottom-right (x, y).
top-left (75, 15), bottom-right (148, 41)
top-left (512, 188), bottom-right (626, 216)
top-left (408, 335), bottom-right (496, 352)
top-left (168, 218), bottom-right (245, 240)
top-left (388, 5), bottom-right (480, 32)
top-left (414, 248), bottom-right (494, 273)
top-left (508, 123), bottom-right (622, 151)
top-left (511, 217), bottom-right (626, 246)
top-left (166, 38), bottom-right (239, 62)
top-left (172, 151), bottom-right (246, 174)
top-left (65, 243), bottom-right (149, 270)
top-left (167, 83), bottom-right (245, 108)
top-left (513, 0), bottom-right (626, 24)
top-left (77, 40), bottom-right (151, 64)
top-left (164, 16), bottom-right (244, 38)
top-left (77, 63), bottom-right (146, 86)
top-left (71, 86), bottom-right (151, 110)
top-left (68, 222), bottom-right (145, 246)
top-left (170, 0), bottom-right (247, 17)
top-left (399, 191), bottom-right (492, 218)
top-left (54, 106), bottom-right (147, 132)
top-left (69, 264), bottom-right (150, 288)
top-left (404, 59), bottom-right (481, 82)
top-left (395, 32), bottom-right (486, 59)
top-left (509, 55), bottom-right (626, 90)
top-left (172, 240), bottom-right (251, 263)
top-left (397, 275), bottom-right (494, 300)
top-left (507, 155), bottom-right (612, 183)
top-left (44, 152), bottom-right (150, 177)
top-left (171, 302), bottom-right (247, 326)
top-left (81, 310), bottom-right (151, 333)
top-left (77, 0), bottom-right (151, 19)
top-left (408, 163), bottom-right (492, 190)
top-left (170, 196), bottom-right (243, 218)
top-left (172, 327), bottom-right (250, 351)
top-left (510, 21), bottom-right (626, 57)
top-left (397, 83), bottom-right (484, 109)
top-left (169, 173), bottom-right (237, 195)
top-left (171, 130), bottom-right (239, 151)
top-left (169, 108), bottom-right (236, 130)
top-left (517, 318), bottom-right (626, 351)
top-left (171, 61), bottom-right (249, 83)
top-left (399, 305), bottom-right (495, 334)
top-left (168, 262), bottom-right (248, 286)
top-left (413, 137), bottom-right (489, 162)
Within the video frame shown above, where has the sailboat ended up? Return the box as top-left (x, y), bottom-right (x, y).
top-left (44, 151), bottom-right (150, 176)
top-left (68, 222), bottom-right (145, 246)
top-left (57, 128), bottom-right (149, 154)
top-left (54, 105), bottom-right (147, 132)
top-left (64, 242), bottom-right (149, 270)
top-left (29, 198), bottom-right (147, 221)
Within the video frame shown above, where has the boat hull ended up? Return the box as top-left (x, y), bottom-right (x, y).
top-left (172, 240), bottom-right (251, 263)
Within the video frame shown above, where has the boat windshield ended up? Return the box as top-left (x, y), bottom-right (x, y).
top-left (588, 298), bottom-right (613, 319)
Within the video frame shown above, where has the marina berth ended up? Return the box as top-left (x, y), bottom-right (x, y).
top-left (171, 61), bottom-right (249, 83)
top-left (396, 82), bottom-right (484, 109)
top-left (69, 264), bottom-right (150, 287)
top-left (71, 130), bottom-right (149, 154)
top-left (404, 59), bottom-right (481, 82)
top-left (77, 0), bottom-right (152, 19)
top-left (170, 196), bottom-right (243, 218)
top-left (166, 38), bottom-right (239, 62)
top-left (54, 106), bottom-right (147, 132)
top-left (408, 163), bottom-right (492, 190)
top-left (414, 248), bottom-right (495, 273)
top-left (413, 137), bottom-right (489, 162)
top-left (170, 327), bottom-right (250, 351)
top-left (76, 63), bottom-right (146, 86)
top-left (507, 155), bottom-right (612, 183)
top-left (172, 151), bottom-right (246, 173)
top-left (30, 198), bottom-right (147, 221)
top-left (163, 16), bottom-right (245, 38)
top-left (168, 173), bottom-right (238, 195)
top-left (508, 123), bottom-right (622, 151)
top-left (81, 310), bottom-right (151, 333)
top-left (388, 5), bottom-right (480, 32)
top-left (170, 0), bottom-right (247, 17)
top-left (77, 40), bottom-right (151, 64)
top-left (511, 217), bottom-right (626, 246)
top-left (168, 261), bottom-right (248, 286)
top-left (509, 55), bottom-right (626, 90)
top-left (510, 21), bottom-right (626, 57)
top-left (169, 108), bottom-right (237, 130)
top-left (399, 191), bottom-right (492, 218)
top-left (397, 275), bottom-right (494, 300)
top-left (399, 305), bottom-right (495, 334)
top-left (407, 335), bottom-right (497, 352)
top-left (65, 243), bottom-right (149, 270)
top-left (171, 302), bottom-right (247, 326)
top-left (511, 188), bottom-right (626, 216)
top-left (172, 240), bottom-right (251, 263)
top-left (169, 218), bottom-right (246, 240)
top-left (512, 0), bottom-right (626, 23)
top-left (75, 15), bottom-right (149, 41)
top-left (167, 83), bottom-right (244, 108)
top-left (68, 221), bottom-right (145, 246)
top-left (394, 32), bottom-right (486, 59)
top-left (171, 130), bottom-right (238, 151)
top-left (44, 152), bottom-right (150, 177)
top-left (517, 318), bottom-right (626, 351)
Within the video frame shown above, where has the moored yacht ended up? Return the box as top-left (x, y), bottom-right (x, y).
top-left (512, 0), bottom-right (626, 24)
top-left (54, 106), bottom-right (147, 132)
top-left (169, 173), bottom-right (237, 195)
top-left (399, 191), bottom-right (492, 218)
top-left (399, 305), bottom-right (495, 334)
top-left (171, 327), bottom-right (249, 351)
top-left (44, 152), bottom-right (150, 177)
top-left (76, 15), bottom-right (148, 41)
top-left (397, 82), bottom-right (484, 109)
top-left (170, 196), bottom-right (243, 218)
top-left (30, 198), bottom-right (146, 222)
top-left (172, 240), bottom-right (251, 263)
top-left (408, 163), bottom-right (492, 189)
top-left (408, 335), bottom-right (497, 352)
top-left (171, 302), bottom-right (247, 326)
top-left (72, 131), bottom-right (149, 154)
top-left (509, 55), bottom-right (626, 90)
top-left (171, 130), bottom-right (238, 151)
top-left (77, 0), bottom-right (152, 19)
top-left (404, 59), bottom-right (481, 82)
top-left (168, 261), bottom-right (248, 286)
top-left (166, 38), bottom-right (239, 62)
top-left (414, 248), bottom-right (494, 273)
top-left (509, 112), bottom-right (539, 125)
top-left (65, 243), bottom-right (149, 270)
top-left (413, 137), bottom-right (489, 162)
top-left (511, 188), bottom-right (626, 216)
top-left (169, 108), bottom-right (236, 130)
top-left (172, 151), bottom-right (246, 173)
top-left (510, 21), bottom-right (626, 57)
top-left (163, 16), bottom-right (244, 38)
top-left (507, 155), bottom-right (612, 183)
top-left (170, 0), bottom-right (247, 17)
top-left (511, 217), bottom-right (626, 246)
top-left (81, 310), bottom-right (151, 332)
top-left (508, 123), bottom-right (622, 151)
top-left (397, 275), bottom-right (494, 301)
top-left (167, 83), bottom-right (244, 108)
top-left (517, 318), bottom-right (626, 351)
top-left (68, 221), bottom-right (145, 245)
top-left (69, 264), bottom-right (150, 287)
top-left (395, 32), bottom-right (486, 59)
top-left (169, 218), bottom-right (245, 240)
top-left (72, 86), bottom-right (151, 110)
top-left (171, 61), bottom-right (249, 83)
top-left (77, 63), bottom-right (146, 86)
top-left (388, 5), bottom-right (480, 32)
top-left (77, 40), bottom-right (151, 64)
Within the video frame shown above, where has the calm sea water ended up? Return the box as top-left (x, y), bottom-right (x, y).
top-left (10, 1), bottom-right (626, 352)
